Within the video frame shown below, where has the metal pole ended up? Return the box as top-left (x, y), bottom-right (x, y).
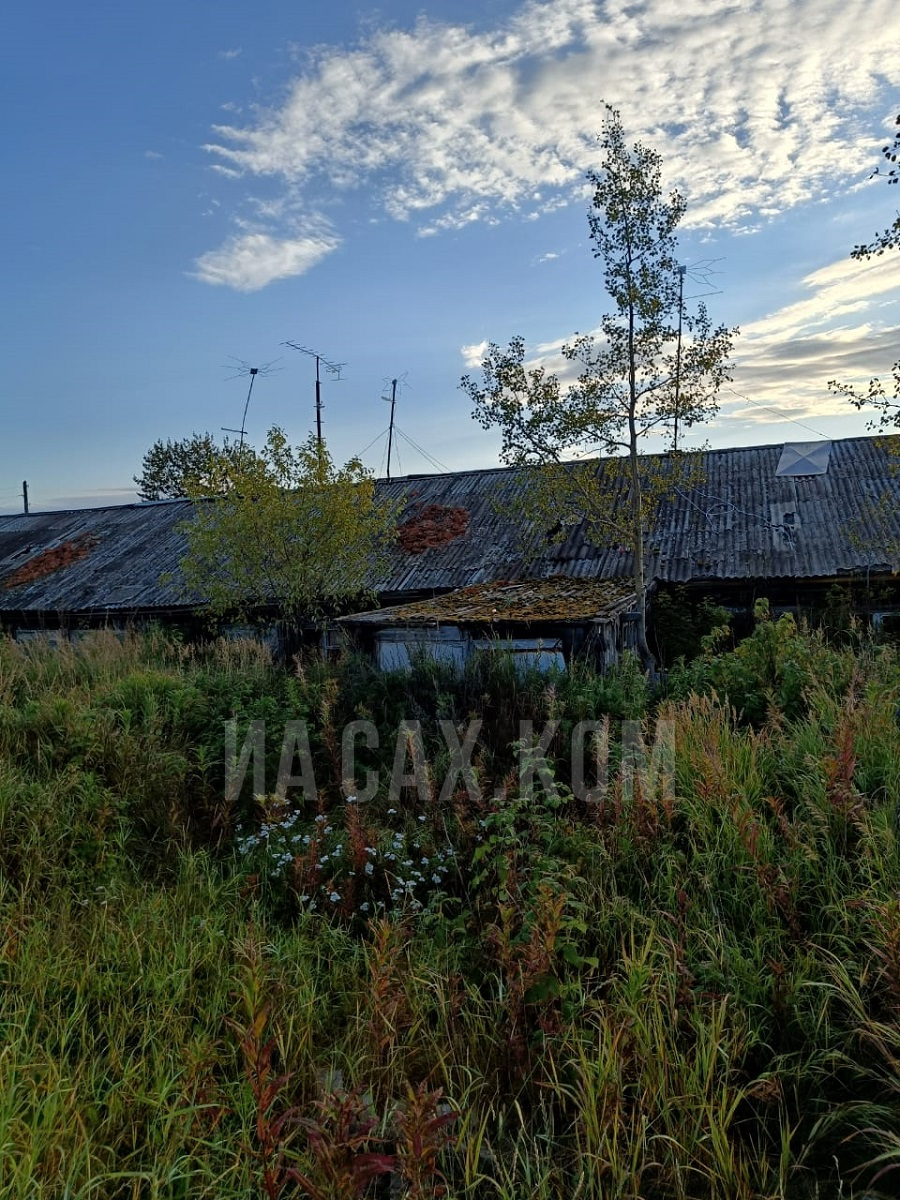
top-left (673, 265), bottom-right (686, 453)
top-left (315, 356), bottom-right (323, 453)
top-left (282, 344), bottom-right (344, 452)
top-left (386, 378), bottom-right (397, 481)
top-left (239, 367), bottom-right (258, 447)
top-left (22, 481), bottom-right (28, 515)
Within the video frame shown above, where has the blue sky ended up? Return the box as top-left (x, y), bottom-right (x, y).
top-left (1, 0), bottom-right (899, 513)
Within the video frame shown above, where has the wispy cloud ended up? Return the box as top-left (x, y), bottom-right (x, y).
top-left (727, 252), bottom-right (900, 423)
top-left (193, 228), bottom-right (340, 290)
top-left (198, 0), bottom-right (899, 291)
top-left (144, 150), bottom-right (164, 160)
top-left (218, 47), bottom-right (243, 61)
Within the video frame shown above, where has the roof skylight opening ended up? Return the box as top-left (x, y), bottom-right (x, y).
top-left (775, 441), bottom-right (832, 477)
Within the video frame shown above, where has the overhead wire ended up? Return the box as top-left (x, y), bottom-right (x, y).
top-left (354, 428), bottom-right (390, 461)
top-left (394, 426), bottom-right (451, 473)
top-left (672, 482), bottom-right (788, 535)
top-left (724, 386), bottom-right (830, 440)
top-left (354, 423), bottom-right (449, 478)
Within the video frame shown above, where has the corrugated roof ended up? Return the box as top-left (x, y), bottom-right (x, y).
top-left (0, 500), bottom-right (200, 615)
top-left (1, 435), bottom-right (898, 617)
top-left (371, 435), bottom-right (900, 592)
top-left (342, 576), bottom-right (637, 626)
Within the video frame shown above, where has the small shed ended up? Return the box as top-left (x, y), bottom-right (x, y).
top-left (340, 575), bottom-right (639, 672)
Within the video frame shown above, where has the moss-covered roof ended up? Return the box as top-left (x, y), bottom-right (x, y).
top-left (341, 575), bottom-right (636, 627)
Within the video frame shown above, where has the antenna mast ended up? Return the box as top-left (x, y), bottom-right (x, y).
top-left (673, 264), bottom-right (686, 453)
top-left (283, 343), bottom-right (346, 454)
top-left (385, 379), bottom-right (397, 481)
top-left (222, 358), bottom-right (282, 447)
top-left (670, 256), bottom-right (725, 454)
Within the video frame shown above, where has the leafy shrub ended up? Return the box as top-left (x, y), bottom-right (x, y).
top-left (669, 597), bottom-right (852, 724)
top-left (651, 584), bottom-right (732, 666)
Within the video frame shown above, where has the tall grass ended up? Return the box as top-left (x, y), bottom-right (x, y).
top-left (1, 619), bottom-right (899, 1197)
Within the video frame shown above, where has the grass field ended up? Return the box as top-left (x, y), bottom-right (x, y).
top-left (1, 612), bottom-right (899, 1197)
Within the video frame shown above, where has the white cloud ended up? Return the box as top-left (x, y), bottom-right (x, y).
top-left (202, 0), bottom-right (899, 264)
top-left (460, 340), bottom-right (489, 369)
top-left (740, 255), bottom-right (900, 343)
top-left (144, 150), bottom-right (163, 160)
top-left (193, 229), bottom-right (340, 291)
top-left (536, 251), bottom-right (560, 263)
top-left (218, 47), bottom-right (243, 60)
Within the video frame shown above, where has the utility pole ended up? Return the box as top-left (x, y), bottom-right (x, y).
top-left (385, 378), bottom-right (397, 481)
top-left (283, 343), bottom-right (346, 456)
top-left (22, 481), bottom-right (28, 515)
top-left (673, 264), bottom-right (686, 453)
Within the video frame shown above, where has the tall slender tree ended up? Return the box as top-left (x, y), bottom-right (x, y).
top-left (462, 106), bottom-right (736, 667)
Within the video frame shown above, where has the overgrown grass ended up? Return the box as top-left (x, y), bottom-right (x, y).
top-left (1, 617), bottom-right (899, 1197)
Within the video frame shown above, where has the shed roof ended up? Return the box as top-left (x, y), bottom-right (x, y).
top-left (342, 576), bottom-right (637, 627)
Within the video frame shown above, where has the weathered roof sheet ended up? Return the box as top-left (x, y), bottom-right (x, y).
top-left (342, 576), bottom-right (637, 627)
top-left (648, 435), bottom-right (899, 583)
top-left (371, 435), bottom-right (900, 592)
top-left (0, 500), bottom-right (199, 615)
top-left (1, 435), bottom-right (898, 617)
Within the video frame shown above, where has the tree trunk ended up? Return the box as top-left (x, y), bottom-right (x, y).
top-left (627, 446), bottom-right (656, 675)
top-left (625, 262), bottom-right (658, 679)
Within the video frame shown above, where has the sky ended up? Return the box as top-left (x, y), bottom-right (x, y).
top-left (1, 0), bottom-right (899, 514)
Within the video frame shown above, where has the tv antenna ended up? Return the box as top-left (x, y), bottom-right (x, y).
top-left (671, 258), bottom-right (726, 452)
top-left (221, 357), bottom-right (282, 447)
top-left (352, 374), bottom-right (450, 477)
top-left (673, 265), bottom-right (687, 453)
top-left (682, 256), bottom-right (725, 300)
top-left (283, 343), bottom-right (346, 452)
top-left (381, 373), bottom-right (409, 481)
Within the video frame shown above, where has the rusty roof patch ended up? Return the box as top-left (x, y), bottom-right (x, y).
top-left (3, 535), bottom-right (99, 591)
top-left (342, 575), bottom-right (636, 626)
top-left (397, 504), bottom-right (469, 554)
